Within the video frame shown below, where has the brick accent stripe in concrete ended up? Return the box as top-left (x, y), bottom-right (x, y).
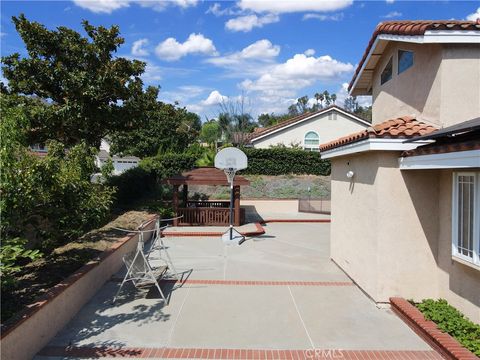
top-left (390, 297), bottom-right (478, 360)
top-left (162, 279), bottom-right (355, 286)
top-left (38, 346), bottom-right (443, 359)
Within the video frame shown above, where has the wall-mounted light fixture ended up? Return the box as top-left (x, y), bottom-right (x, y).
top-left (346, 170), bottom-right (355, 178)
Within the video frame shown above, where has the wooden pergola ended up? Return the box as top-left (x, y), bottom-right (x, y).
top-left (164, 167), bottom-right (250, 226)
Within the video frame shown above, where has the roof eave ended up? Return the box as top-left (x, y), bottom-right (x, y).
top-left (320, 138), bottom-right (431, 159)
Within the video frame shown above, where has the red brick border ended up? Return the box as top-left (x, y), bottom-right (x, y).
top-left (160, 279), bottom-right (354, 286)
top-left (390, 297), bottom-right (478, 360)
top-left (162, 222), bottom-right (265, 237)
top-left (39, 345), bottom-right (443, 359)
top-left (162, 219), bottom-right (330, 237)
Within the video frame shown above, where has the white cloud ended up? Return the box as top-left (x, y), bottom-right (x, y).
top-left (131, 38), bottom-right (149, 57)
top-left (335, 83), bottom-right (372, 108)
top-left (303, 13), bottom-right (344, 21)
top-left (206, 2), bottom-right (239, 16)
top-left (207, 39), bottom-right (280, 66)
top-left (466, 7), bottom-right (480, 21)
top-left (72, 0), bottom-right (129, 13)
top-left (381, 11), bottom-right (402, 19)
top-left (304, 49), bottom-right (315, 56)
top-left (237, 0), bottom-right (353, 14)
top-left (225, 13), bottom-right (279, 32)
top-left (72, 0), bottom-right (197, 14)
top-left (202, 90), bottom-right (228, 106)
top-left (155, 33), bottom-right (218, 61)
top-left (385, 0), bottom-right (395, 3)
top-left (240, 53), bottom-right (354, 98)
top-left (141, 61), bottom-right (162, 83)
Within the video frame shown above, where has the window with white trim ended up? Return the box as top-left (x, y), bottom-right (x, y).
top-left (304, 131), bottom-right (320, 151)
top-left (452, 172), bottom-right (480, 267)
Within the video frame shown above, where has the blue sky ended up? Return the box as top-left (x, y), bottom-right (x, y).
top-left (1, 0), bottom-right (479, 120)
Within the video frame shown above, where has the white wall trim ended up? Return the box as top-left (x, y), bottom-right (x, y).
top-left (320, 138), bottom-right (429, 159)
top-left (250, 107), bottom-right (370, 144)
top-left (350, 30), bottom-right (480, 94)
top-left (399, 149), bottom-right (480, 170)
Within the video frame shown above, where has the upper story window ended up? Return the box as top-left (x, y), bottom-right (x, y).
top-left (304, 131), bottom-right (320, 151)
top-left (398, 50), bottom-right (414, 74)
top-left (380, 57), bottom-right (393, 85)
top-left (452, 172), bottom-right (480, 268)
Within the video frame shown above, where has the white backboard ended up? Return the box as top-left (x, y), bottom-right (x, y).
top-left (214, 147), bottom-right (248, 170)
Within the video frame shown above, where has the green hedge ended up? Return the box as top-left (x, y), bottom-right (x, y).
top-left (107, 153), bottom-right (197, 208)
top-left (240, 148), bottom-right (330, 176)
top-left (415, 299), bottom-right (480, 355)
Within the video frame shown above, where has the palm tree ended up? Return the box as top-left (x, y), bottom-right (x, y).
top-left (314, 92), bottom-right (322, 109)
top-left (331, 93), bottom-right (337, 105)
top-left (323, 90), bottom-right (331, 106)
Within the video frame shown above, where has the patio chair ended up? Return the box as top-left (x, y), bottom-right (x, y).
top-left (113, 232), bottom-right (168, 303)
top-left (144, 218), bottom-right (179, 280)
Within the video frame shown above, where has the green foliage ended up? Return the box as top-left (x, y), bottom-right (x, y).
top-left (106, 166), bottom-right (156, 208)
top-left (0, 238), bottom-right (42, 288)
top-left (200, 120), bottom-right (221, 145)
top-left (196, 147), bottom-right (216, 167)
top-left (140, 153), bottom-right (197, 179)
top-left (2, 14), bottom-right (159, 148)
top-left (240, 148), bottom-right (330, 176)
top-left (416, 299), bottom-right (480, 355)
top-left (109, 102), bottom-right (200, 158)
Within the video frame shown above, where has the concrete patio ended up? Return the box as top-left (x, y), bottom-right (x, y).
top-left (35, 217), bottom-right (442, 359)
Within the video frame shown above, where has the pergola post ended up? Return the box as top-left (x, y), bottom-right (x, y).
top-left (173, 185), bottom-right (179, 226)
top-left (234, 185), bottom-right (241, 226)
top-left (182, 185), bottom-right (188, 207)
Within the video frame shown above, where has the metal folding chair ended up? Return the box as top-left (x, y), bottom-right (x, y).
top-left (113, 232), bottom-right (168, 303)
top-left (144, 218), bottom-right (179, 280)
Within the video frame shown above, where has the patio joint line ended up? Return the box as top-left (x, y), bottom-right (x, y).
top-left (165, 285), bottom-right (192, 348)
top-left (287, 285), bottom-right (315, 349)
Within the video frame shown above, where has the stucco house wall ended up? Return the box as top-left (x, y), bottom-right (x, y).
top-left (330, 153), bottom-right (480, 322)
top-left (252, 110), bottom-right (369, 149)
top-left (371, 42), bottom-right (480, 127)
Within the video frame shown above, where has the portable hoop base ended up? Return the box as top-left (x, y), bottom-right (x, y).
top-left (222, 226), bottom-right (245, 245)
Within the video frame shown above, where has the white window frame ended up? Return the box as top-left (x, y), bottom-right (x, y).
top-left (451, 172), bottom-right (480, 268)
top-left (303, 131), bottom-right (320, 151)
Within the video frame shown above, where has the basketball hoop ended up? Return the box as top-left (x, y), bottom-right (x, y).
top-left (214, 147), bottom-right (248, 245)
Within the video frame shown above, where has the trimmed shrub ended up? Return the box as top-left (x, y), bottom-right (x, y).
top-left (240, 148), bottom-right (330, 176)
top-left (416, 299), bottom-right (480, 355)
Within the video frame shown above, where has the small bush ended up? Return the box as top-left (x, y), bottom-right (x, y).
top-left (140, 152), bottom-right (197, 178)
top-left (240, 148), bottom-right (330, 176)
top-left (416, 299), bottom-right (480, 355)
top-left (107, 167), bottom-right (156, 208)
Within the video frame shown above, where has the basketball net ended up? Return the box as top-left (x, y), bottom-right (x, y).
top-left (224, 168), bottom-right (236, 187)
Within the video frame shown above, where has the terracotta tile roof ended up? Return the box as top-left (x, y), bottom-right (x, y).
top-left (349, 20), bottom-right (480, 91)
top-left (249, 105), bottom-right (369, 142)
top-left (320, 116), bottom-right (438, 152)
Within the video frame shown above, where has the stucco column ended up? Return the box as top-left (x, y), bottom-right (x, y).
top-left (173, 185), bottom-right (179, 226)
top-left (234, 185), bottom-right (241, 226)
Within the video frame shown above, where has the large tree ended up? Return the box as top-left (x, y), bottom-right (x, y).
top-left (1, 14), bottom-right (157, 147)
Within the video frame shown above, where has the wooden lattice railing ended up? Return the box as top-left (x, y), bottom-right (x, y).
top-left (177, 207), bottom-right (245, 226)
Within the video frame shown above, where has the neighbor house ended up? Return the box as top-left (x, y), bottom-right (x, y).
top-left (248, 105), bottom-right (371, 151)
top-left (95, 139), bottom-right (140, 176)
top-left (320, 20), bottom-right (480, 322)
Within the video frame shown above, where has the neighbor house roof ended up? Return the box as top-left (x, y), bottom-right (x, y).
top-left (349, 19), bottom-right (480, 95)
top-left (320, 116), bottom-right (438, 152)
top-left (249, 105), bottom-right (370, 143)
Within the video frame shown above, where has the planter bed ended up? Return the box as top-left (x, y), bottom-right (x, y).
top-left (0, 211), bottom-right (156, 360)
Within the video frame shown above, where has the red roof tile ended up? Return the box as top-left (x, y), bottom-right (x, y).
top-left (249, 105), bottom-right (369, 142)
top-left (319, 116), bottom-right (438, 152)
top-left (349, 20), bottom-right (480, 91)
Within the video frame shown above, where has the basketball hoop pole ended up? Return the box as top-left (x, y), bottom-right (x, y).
top-left (229, 169), bottom-right (234, 240)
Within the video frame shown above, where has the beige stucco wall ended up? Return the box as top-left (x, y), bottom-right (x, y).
top-left (252, 110), bottom-right (369, 149)
top-left (330, 153), bottom-right (480, 322)
top-left (371, 42), bottom-right (480, 127)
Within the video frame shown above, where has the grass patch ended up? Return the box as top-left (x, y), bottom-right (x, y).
top-left (415, 299), bottom-right (480, 355)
